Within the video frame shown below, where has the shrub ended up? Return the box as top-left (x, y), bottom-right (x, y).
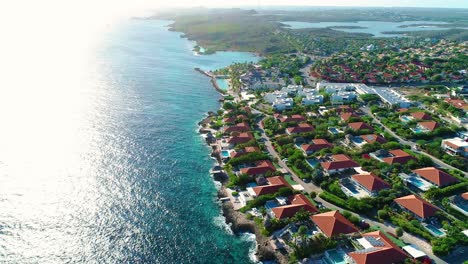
top-left (396, 227), bottom-right (403, 237)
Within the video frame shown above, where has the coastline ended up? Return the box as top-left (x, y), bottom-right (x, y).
top-left (194, 67), bottom-right (227, 95)
top-left (196, 69), bottom-right (282, 264)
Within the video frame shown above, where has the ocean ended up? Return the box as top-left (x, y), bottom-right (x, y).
top-left (0, 19), bottom-right (259, 263)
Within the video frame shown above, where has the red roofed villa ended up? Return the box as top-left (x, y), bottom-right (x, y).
top-left (320, 154), bottom-right (359, 175)
top-left (286, 123), bottom-right (314, 135)
top-left (301, 139), bottom-right (333, 155)
top-left (349, 231), bottom-right (408, 264)
top-left (371, 149), bottom-right (415, 165)
top-left (410, 112), bottom-right (431, 120)
top-left (415, 121), bottom-right (439, 133)
top-left (394, 194), bottom-right (439, 220)
top-left (249, 176), bottom-right (291, 197)
top-left (279, 114), bottom-right (306, 123)
top-left (240, 160), bottom-right (276, 177)
top-left (312, 210), bottom-right (359, 237)
top-left (412, 167), bottom-right (458, 187)
top-left (351, 173), bottom-right (391, 196)
top-left (348, 122), bottom-right (374, 132)
top-left (227, 132), bottom-right (254, 145)
top-left (224, 122), bottom-right (251, 133)
top-left (271, 194), bottom-right (319, 219)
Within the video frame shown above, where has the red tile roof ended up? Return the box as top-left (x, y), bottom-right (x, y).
top-left (349, 122), bottom-right (374, 132)
top-left (230, 146), bottom-right (260, 158)
top-left (279, 114), bottom-right (306, 123)
top-left (320, 154), bottom-right (359, 171)
top-left (382, 149), bottom-right (414, 165)
top-left (394, 195), bottom-right (439, 219)
top-left (227, 132), bottom-right (254, 145)
top-left (349, 231), bottom-right (408, 264)
top-left (251, 176), bottom-right (291, 196)
top-left (412, 167), bottom-right (458, 187)
top-left (286, 123), bottom-right (314, 134)
top-left (312, 211), bottom-right (359, 237)
top-left (410, 112), bottom-right (431, 120)
top-left (418, 121), bottom-right (439, 132)
top-left (361, 134), bottom-right (387, 144)
top-left (444, 98), bottom-right (468, 110)
top-left (224, 122), bottom-right (251, 133)
top-left (240, 160), bottom-right (276, 176)
top-left (272, 194), bottom-right (319, 219)
top-left (223, 117), bottom-right (236, 124)
top-left (341, 112), bottom-right (359, 122)
top-left (352, 173), bottom-right (390, 192)
top-left (301, 139), bottom-right (333, 153)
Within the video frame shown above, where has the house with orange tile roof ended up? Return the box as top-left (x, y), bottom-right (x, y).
top-left (271, 194), bottom-right (319, 219)
top-left (370, 149), bottom-right (415, 165)
top-left (320, 154), bottom-right (360, 175)
top-left (340, 112), bottom-right (359, 122)
top-left (311, 210), bottom-right (359, 237)
top-left (348, 122), bottom-right (374, 132)
top-left (412, 167), bottom-right (458, 187)
top-left (351, 173), bottom-right (391, 196)
top-left (394, 194), bottom-right (440, 220)
top-left (349, 231), bottom-right (408, 264)
top-left (441, 137), bottom-right (468, 158)
top-left (286, 123), bottom-right (314, 135)
top-left (300, 139), bottom-right (333, 155)
top-left (413, 121), bottom-right (439, 133)
top-left (240, 160), bottom-right (276, 177)
top-left (349, 134), bottom-right (386, 148)
top-left (227, 132), bottom-right (254, 145)
top-left (410, 112), bottom-right (432, 120)
top-left (248, 176), bottom-right (291, 197)
top-left (230, 146), bottom-right (260, 158)
top-left (278, 114), bottom-right (306, 123)
top-left (444, 98), bottom-right (468, 110)
top-left (224, 122), bottom-right (251, 133)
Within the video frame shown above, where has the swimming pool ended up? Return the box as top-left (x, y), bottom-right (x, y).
top-left (412, 127), bottom-right (426, 133)
top-left (216, 78), bottom-right (230, 90)
top-left (401, 115), bottom-right (413, 122)
top-left (405, 176), bottom-right (433, 191)
top-left (324, 249), bottom-right (346, 264)
top-left (265, 200), bottom-right (280, 210)
top-left (425, 224), bottom-right (446, 237)
top-left (221, 150), bottom-right (230, 158)
top-left (328, 127), bottom-right (340, 134)
top-left (306, 159), bottom-right (318, 168)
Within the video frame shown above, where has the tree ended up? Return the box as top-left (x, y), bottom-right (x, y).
top-left (309, 191), bottom-right (317, 199)
top-left (396, 227), bottom-right (403, 237)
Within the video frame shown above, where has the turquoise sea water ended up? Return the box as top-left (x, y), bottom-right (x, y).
top-left (0, 19), bottom-right (258, 263)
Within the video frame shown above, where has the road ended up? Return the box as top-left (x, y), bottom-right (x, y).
top-left (256, 115), bottom-right (456, 263)
top-left (360, 106), bottom-right (467, 177)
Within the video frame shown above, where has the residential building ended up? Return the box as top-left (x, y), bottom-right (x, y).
top-left (410, 112), bottom-right (432, 120)
top-left (354, 85), bottom-right (412, 108)
top-left (413, 121), bottom-right (439, 133)
top-left (240, 160), bottom-right (276, 177)
top-left (412, 167), bottom-right (458, 187)
top-left (351, 173), bottom-right (390, 196)
top-left (227, 132), bottom-right (254, 145)
top-left (230, 146), bottom-right (260, 159)
top-left (320, 154), bottom-right (359, 175)
top-left (394, 194), bottom-right (440, 220)
top-left (271, 194), bottom-right (319, 219)
top-left (441, 137), bottom-right (468, 157)
top-left (224, 122), bottom-right (251, 133)
top-left (349, 231), bottom-right (408, 264)
top-left (311, 210), bottom-right (359, 237)
top-left (444, 98), bottom-right (468, 111)
top-left (301, 139), bottom-right (333, 155)
top-left (340, 112), bottom-right (359, 122)
top-left (248, 176), bottom-right (291, 197)
top-left (349, 134), bottom-right (386, 148)
top-left (370, 149), bottom-right (415, 165)
top-left (278, 114), bottom-right (306, 123)
top-left (286, 123), bottom-right (314, 135)
top-left (348, 122), bottom-right (374, 132)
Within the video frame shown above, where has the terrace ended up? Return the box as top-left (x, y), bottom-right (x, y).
top-left (340, 178), bottom-right (370, 199)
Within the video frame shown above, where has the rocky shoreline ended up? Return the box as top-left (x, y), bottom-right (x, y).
top-left (197, 76), bottom-right (284, 263)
